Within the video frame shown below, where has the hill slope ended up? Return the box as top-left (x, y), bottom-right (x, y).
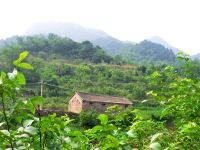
top-left (0, 34), bottom-right (114, 64)
top-left (124, 40), bottom-right (176, 64)
top-left (0, 34), bottom-right (177, 65)
top-left (24, 22), bottom-right (135, 54)
top-left (147, 36), bottom-right (180, 54)
top-left (25, 22), bottom-right (109, 42)
top-left (192, 53), bottom-right (200, 60)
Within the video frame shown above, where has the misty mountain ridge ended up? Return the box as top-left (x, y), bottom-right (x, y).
top-left (0, 21), bottom-right (197, 64)
top-left (24, 22), bottom-right (135, 54)
top-left (25, 22), bottom-right (109, 42)
top-left (192, 53), bottom-right (200, 60)
top-left (24, 22), bottom-right (185, 55)
top-left (146, 36), bottom-right (180, 54)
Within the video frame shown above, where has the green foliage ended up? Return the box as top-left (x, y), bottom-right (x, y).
top-left (144, 54), bottom-right (200, 149)
top-left (79, 110), bottom-right (99, 128)
top-left (20, 62), bottom-right (149, 108)
top-left (123, 40), bottom-right (176, 65)
top-left (86, 113), bottom-right (132, 150)
top-left (106, 105), bottom-right (136, 129)
top-left (1, 50), bottom-right (200, 149)
top-left (13, 51), bottom-right (33, 70)
top-left (0, 34), bottom-right (115, 64)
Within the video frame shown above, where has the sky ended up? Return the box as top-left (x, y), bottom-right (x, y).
top-left (0, 0), bottom-right (200, 55)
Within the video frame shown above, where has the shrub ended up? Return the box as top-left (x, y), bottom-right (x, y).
top-left (79, 110), bottom-right (99, 128)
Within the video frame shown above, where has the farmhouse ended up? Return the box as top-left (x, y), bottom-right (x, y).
top-left (68, 91), bottom-right (132, 114)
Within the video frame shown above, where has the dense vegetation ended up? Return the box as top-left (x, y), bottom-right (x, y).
top-left (1, 57), bottom-right (151, 109)
top-left (0, 34), bottom-right (200, 149)
top-left (121, 40), bottom-right (176, 65)
top-left (0, 51), bottom-right (200, 149)
top-left (0, 34), bottom-right (116, 64)
top-left (0, 35), bottom-right (167, 109)
top-left (0, 34), bottom-right (177, 65)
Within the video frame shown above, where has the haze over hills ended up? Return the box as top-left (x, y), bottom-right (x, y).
top-left (192, 53), bottom-right (200, 60)
top-left (24, 22), bottom-right (135, 54)
top-left (146, 36), bottom-right (180, 54)
top-left (25, 22), bottom-right (109, 42)
top-left (0, 21), bottom-right (197, 64)
top-left (24, 22), bottom-right (185, 55)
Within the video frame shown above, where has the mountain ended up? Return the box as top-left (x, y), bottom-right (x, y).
top-left (0, 34), bottom-right (115, 64)
top-left (192, 53), bottom-right (200, 60)
top-left (0, 39), bottom-right (5, 47)
top-left (92, 37), bottom-right (134, 54)
top-left (25, 22), bottom-right (109, 42)
top-left (24, 22), bottom-right (135, 54)
top-left (0, 34), bottom-right (176, 65)
top-left (0, 36), bottom-right (19, 47)
top-left (25, 22), bottom-right (184, 57)
top-left (147, 36), bottom-right (180, 54)
top-left (124, 40), bottom-right (176, 64)
top-left (1, 22), bottom-right (177, 65)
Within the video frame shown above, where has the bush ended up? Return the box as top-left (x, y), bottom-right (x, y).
top-left (79, 110), bottom-right (99, 128)
top-left (106, 105), bottom-right (136, 129)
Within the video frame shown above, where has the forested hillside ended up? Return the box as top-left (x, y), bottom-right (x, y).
top-left (0, 34), bottom-right (116, 64)
top-left (0, 34), bottom-right (199, 110)
top-left (122, 40), bottom-right (176, 64)
top-left (23, 22), bottom-right (182, 61)
top-left (0, 51), bottom-right (151, 109)
top-left (0, 34), bottom-right (180, 111)
top-left (147, 36), bottom-right (180, 54)
top-left (0, 34), bottom-right (179, 65)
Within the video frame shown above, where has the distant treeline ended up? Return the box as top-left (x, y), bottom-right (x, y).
top-left (0, 34), bottom-right (178, 65)
top-left (0, 34), bottom-right (126, 64)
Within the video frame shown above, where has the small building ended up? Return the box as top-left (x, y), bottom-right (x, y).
top-left (68, 91), bottom-right (132, 114)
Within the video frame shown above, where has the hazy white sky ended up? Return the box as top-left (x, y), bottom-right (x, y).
top-left (0, 0), bottom-right (199, 54)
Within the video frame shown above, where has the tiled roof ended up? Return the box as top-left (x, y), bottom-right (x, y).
top-left (76, 92), bottom-right (132, 105)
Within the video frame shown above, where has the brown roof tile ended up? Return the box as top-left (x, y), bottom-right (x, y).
top-left (76, 91), bottom-right (132, 105)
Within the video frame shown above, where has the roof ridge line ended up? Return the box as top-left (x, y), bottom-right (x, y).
top-left (76, 91), bottom-right (127, 99)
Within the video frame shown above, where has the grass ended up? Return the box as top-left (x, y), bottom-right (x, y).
top-left (134, 104), bottom-right (163, 120)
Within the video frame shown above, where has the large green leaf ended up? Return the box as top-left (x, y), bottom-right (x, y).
top-left (13, 51), bottom-right (29, 65)
top-left (98, 114), bottom-right (108, 125)
top-left (30, 96), bottom-right (44, 106)
top-left (102, 135), bottom-right (119, 150)
top-left (13, 51), bottom-right (33, 70)
top-left (26, 101), bottom-right (36, 114)
top-left (90, 125), bottom-right (103, 133)
top-left (16, 72), bottom-right (26, 85)
top-left (24, 126), bottom-right (38, 135)
top-left (23, 119), bottom-right (34, 128)
top-left (0, 72), bottom-right (6, 84)
top-left (17, 63), bottom-right (33, 70)
top-left (0, 130), bottom-right (10, 137)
